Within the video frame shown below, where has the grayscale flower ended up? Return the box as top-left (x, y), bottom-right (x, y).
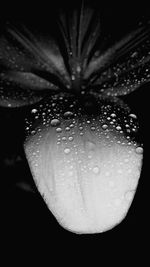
top-left (0, 1), bottom-right (149, 234)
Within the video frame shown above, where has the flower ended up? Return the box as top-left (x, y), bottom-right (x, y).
top-left (0, 3), bottom-right (149, 234)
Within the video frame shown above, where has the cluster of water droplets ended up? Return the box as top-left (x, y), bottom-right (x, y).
top-left (24, 92), bottom-right (143, 173)
top-left (90, 29), bottom-right (150, 97)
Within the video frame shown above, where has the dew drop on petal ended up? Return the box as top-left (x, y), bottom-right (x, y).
top-left (63, 111), bottom-right (74, 119)
top-left (79, 126), bottom-right (83, 131)
top-left (57, 141), bottom-right (61, 145)
top-left (50, 118), bottom-right (60, 127)
top-left (56, 127), bottom-right (62, 133)
top-left (110, 113), bottom-right (116, 118)
top-left (91, 126), bottom-right (96, 131)
top-left (129, 114), bottom-right (137, 119)
top-left (65, 126), bottom-right (70, 131)
top-left (102, 124), bottom-right (108, 130)
top-left (116, 126), bottom-right (122, 131)
top-left (135, 146), bottom-right (143, 154)
top-left (68, 136), bottom-right (74, 141)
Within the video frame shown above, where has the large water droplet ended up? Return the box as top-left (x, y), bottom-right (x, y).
top-left (64, 111), bottom-right (74, 119)
top-left (102, 124), bottom-right (108, 130)
top-left (51, 118), bottom-right (60, 127)
top-left (135, 146), bottom-right (143, 154)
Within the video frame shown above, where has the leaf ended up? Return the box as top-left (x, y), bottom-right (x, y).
top-left (0, 24), bottom-right (70, 107)
top-left (85, 22), bottom-right (150, 96)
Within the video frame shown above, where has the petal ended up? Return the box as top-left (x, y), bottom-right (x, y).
top-left (24, 93), bottom-right (143, 234)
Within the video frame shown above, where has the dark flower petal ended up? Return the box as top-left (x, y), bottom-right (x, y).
top-left (85, 23), bottom-right (150, 96)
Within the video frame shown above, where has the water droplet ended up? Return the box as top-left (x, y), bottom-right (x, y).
top-left (129, 113), bottom-right (137, 119)
top-left (102, 124), bottom-right (108, 130)
top-left (68, 136), bottom-right (74, 141)
top-left (62, 136), bottom-right (67, 141)
top-left (65, 126), bottom-right (70, 131)
top-left (135, 146), bottom-right (143, 154)
top-left (91, 126), bottom-right (96, 131)
top-left (116, 126), bottom-right (122, 131)
top-left (110, 113), bottom-right (116, 118)
top-left (92, 166), bottom-right (100, 174)
top-left (79, 126), bottom-right (83, 131)
top-left (57, 141), bottom-right (61, 145)
top-left (31, 108), bottom-right (38, 114)
top-left (51, 118), bottom-right (60, 127)
top-left (64, 148), bottom-right (70, 154)
top-left (31, 130), bottom-right (36, 135)
top-left (56, 127), bottom-right (62, 133)
top-left (64, 111), bottom-right (74, 118)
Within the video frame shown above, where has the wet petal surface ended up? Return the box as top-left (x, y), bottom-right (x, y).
top-left (24, 94), bottom-right (143, 233)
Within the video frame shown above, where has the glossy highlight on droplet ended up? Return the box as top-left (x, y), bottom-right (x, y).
top-left (50, 118), bottom-right (60, 127)
top-left (135, 146), bottom-right (143, 154)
